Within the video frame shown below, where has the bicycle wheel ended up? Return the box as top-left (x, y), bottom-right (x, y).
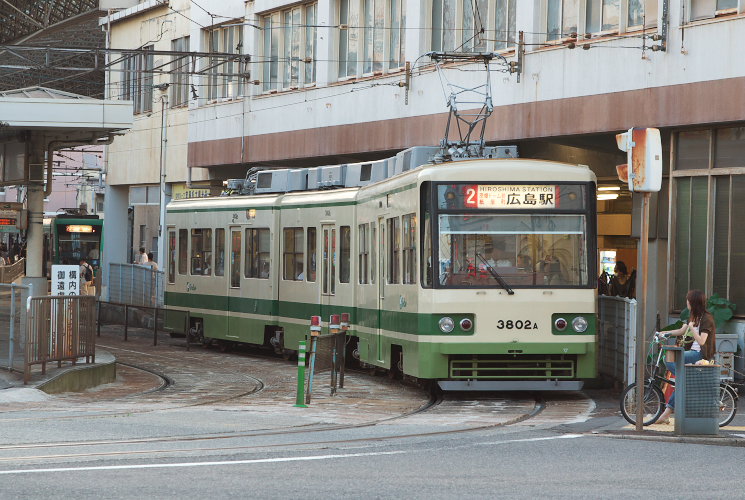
top-left (718, 385), bottom-right (737, 428)
top-left (620, 382), bottom-right (665, 426)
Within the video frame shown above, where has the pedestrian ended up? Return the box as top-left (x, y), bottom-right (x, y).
top-left (657, 289), bottom-right (716, 424)
top-left (146, 252), bottom-right (158, 271)
top-left (79, 258), bottom-right (95, 296)
top-left (135, 247), bottom-right (149, 265)
top-left (609, 261), bottom-right (635, 298)
top-left (0, 243), bottom-right (8, 265)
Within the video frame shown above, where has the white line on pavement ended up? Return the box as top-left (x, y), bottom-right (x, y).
top-left (0, 450), bottom-right (406, 475)
top-left (480, 434), bottom-right (585, 445)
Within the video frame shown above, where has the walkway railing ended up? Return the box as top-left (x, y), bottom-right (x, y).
top-left (108, 263), bottom-right (164, 307)
top-left (0, 258), bottom-right (25, 283)
top-left (0, 283), bottom-right (29, 372)
top-left (598, 295), bottom-right (637, 387)
top-left (25, 295), bottom-right (97, 383)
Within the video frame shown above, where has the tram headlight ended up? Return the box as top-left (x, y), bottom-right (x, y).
top-left (571, 316), bottom-right (588, 333)
top-left (459, 318), bottom-right (473, 331)
top-left (439, 317), bottom-right (455, 333)
top-left (554, 317), bottom-right (568, 331)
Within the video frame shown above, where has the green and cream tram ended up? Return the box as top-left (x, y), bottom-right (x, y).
top-left (165, 147), bottom-right (597, 390)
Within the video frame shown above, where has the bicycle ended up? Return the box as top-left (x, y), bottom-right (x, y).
top-left (620, 332), bottom-right (738, 427)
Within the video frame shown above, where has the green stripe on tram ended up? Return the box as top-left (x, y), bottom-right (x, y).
top-left (164, 291), bottom-right (475, 336)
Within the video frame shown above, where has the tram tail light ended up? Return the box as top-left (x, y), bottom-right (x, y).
top-left (310, 315), bottom-right (322, 332)
top-left (554, 318), bottom-right (568, 331)
top-left (459, 318), bottom-right (473, 331)
top-left (340, 313), bottom-right (350, 329)
top-left (329, 314), bottom-right (341, 330)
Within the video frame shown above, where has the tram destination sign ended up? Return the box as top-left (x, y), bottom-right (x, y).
top-left (464, 184), bottom-right (558, 209)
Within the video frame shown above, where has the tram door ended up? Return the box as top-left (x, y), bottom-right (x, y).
top-left (321, 225), bottom-right (336, 311)
top-left (226, 227), bottom-right (242, 339)
top-left (376, 217), bottom-right (385, 362)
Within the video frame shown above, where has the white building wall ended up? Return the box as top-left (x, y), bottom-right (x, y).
top-left (186, 1), bottom-right (745, 148)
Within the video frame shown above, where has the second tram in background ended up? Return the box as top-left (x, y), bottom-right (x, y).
top-left (164, 146), bottom-right (598, 390)
top-left (43, 210), bottom-right (103, 277)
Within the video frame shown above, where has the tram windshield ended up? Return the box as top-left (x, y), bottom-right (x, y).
top-left (436, 214), bottom-right (588, 288)
top-left (56, 222), bottom-right (102, 267)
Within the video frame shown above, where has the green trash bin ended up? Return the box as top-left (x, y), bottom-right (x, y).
top-left (679, 364), bottom-right (720, 435)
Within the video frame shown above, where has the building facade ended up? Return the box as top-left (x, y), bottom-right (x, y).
top-left (103, 1), bottom-right (745, 353)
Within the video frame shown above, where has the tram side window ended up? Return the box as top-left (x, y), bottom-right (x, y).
top-left (246, 228), bottom-right (270, 279)
top-left (358, 223), bottom-right (369, 284)
top-left (370, 222), bottom-right (376, 284)
top-left (283, 228), bottom-right (304, 281)
top-left (387, 217), bottom-right (400, 284)
top-left (215, 228), bottom-right (225, 277)
top-left (402, 213), bottom-right (416, 284)
top-left (191, 229), bottom-right (212, 276)
top-left (307, 227), bottom-right (317, 282)
top-left (168, 230), bottom-right (176, 283)
top-left (340, 226), bottom-right (351, 283)
top-left (230, 229), bottom-right (241, 288)
top-left (178, 229), bottom-right (187, 274)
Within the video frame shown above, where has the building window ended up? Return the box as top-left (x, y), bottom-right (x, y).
top-left (190, 228), bottom-right (212, 275)
top-left (245, 228), bottom-right (270, 279)
top-left (547, 0), bottom-right (578, 41)
top-left (215, 228), bottom-right (225, 276)
top-left (340, 0), bottom-right (407, 79)
top-left (389, 0), bottom-right (405, 68)
top-left (626, 0), bottom-right (657, 29)
top-left (178, 229), bottom-right (187, 274)
top-left (359, 223), bottom-right (369, 284)
top-left (402, 213), bottom-right (416, 284)
top-left (672, 127), bottom-right (745, 314)
top-left (121, 45), bottom-right (154, 114)
top-left (363, 0), bottom-right (385, 73)
top-left (691, 0), bottom-right (738, 22)
top-left (432, 0), bottom-right (516, 52)
top-left (206, 24), bottom-right (243, 100)
top-left (263, 3), bottom-right (317, 91)
top-left (585, 0), bottom-right (619, 33)
top-left (283, 227), bottom-right (305, 280)
top-left (171, 36), bottom-right (190, 107)
top-left (387, 217), bottom-right (400, 283)
top-left (307, 227), bottom-right (317, 282)
top-left (340, 226), bottom-right (351, 283)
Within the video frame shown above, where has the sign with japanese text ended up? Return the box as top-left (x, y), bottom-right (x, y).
top-left (52, 265), bottom-right (81, 296)
top-left (464, 185), bottom-right (558, 209)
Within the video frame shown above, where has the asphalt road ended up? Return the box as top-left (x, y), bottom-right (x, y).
top-left (0, 327), bottom-right (742, 499)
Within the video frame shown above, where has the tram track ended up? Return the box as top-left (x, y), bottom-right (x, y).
top-left (0, 392), bottom-right (549, 464)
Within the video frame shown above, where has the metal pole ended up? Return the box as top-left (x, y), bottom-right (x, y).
top-left (305, 336), bottom-right (317, 405)
top-left (635, 192), bottom-right (651, 432)
top-left (153, 306), bottom-right (158, 346)
top-left (330, 339), bottom-right (338, 396)
top-left (9, 284), bottom-right (16, 369)
top-left (294, 340), bottom-right (308, 407)
top-left (96, 299), bottom-right (101, 337)
top-left (124, 303), bottom-right (129, 341)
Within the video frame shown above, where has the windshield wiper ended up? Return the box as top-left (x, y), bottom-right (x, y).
top-left (476, 253), bottom-right (515, 295)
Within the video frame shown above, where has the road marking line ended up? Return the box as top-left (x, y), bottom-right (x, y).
top-left (0, 451), bottom-right (405, 475)
top-left (481, 434), bottom-right (585, 445)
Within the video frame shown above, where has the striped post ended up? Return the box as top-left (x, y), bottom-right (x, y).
top-left (294, 340), bottom-right (308, 408)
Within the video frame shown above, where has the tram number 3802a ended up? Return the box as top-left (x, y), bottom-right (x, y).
top-left (496, 320), bottom-right (538, 330)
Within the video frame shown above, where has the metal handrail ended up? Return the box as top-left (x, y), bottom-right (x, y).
top-left (0, 258), bottom-right (25, 283)
top-left (24, 295), bottom-right (97, 384)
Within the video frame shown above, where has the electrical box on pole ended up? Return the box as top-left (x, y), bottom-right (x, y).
top-left (615, 127), bottom-right (662, 192)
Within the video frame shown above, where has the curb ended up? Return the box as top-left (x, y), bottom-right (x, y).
top-left (593, 430), bottom-right (745, 447)
top-left (35, 353), bottom-right (117, 394)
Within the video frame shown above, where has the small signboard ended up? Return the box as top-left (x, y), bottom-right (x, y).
top-left (51, 265), bottom-right (80, 296)
top-left (464, 184), bottom-right (558, 209)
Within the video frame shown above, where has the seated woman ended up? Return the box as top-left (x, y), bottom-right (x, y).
top-left (657, 289), bottom-right (716, 424)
